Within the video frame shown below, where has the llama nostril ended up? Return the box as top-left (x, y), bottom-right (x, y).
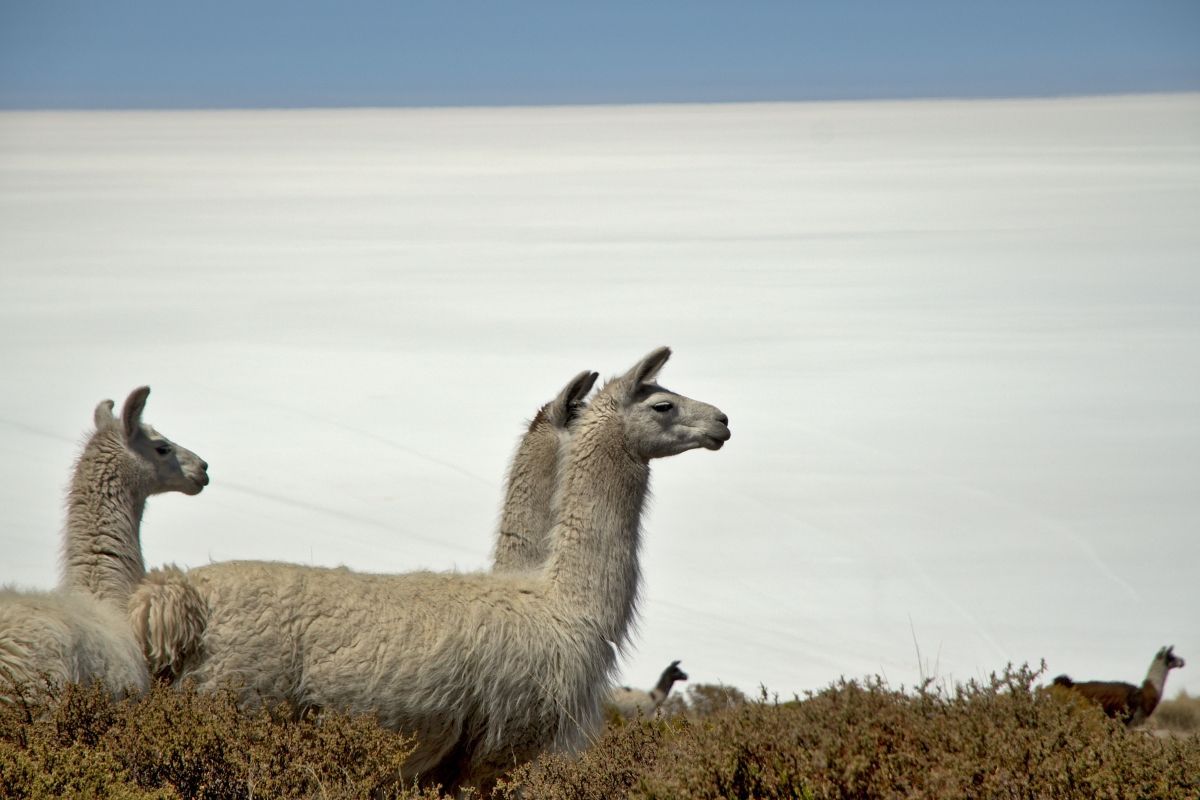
top-left (717, 413), bottom-right (729, 426)
top-left (200, 461), bottom-right (209, 472)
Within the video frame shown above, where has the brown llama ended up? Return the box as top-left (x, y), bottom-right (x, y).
top-left (1052, 645), bottom-right (1185, 727)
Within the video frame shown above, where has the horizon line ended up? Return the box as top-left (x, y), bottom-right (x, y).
top-left (3, 88), bottom-right (1198, 114)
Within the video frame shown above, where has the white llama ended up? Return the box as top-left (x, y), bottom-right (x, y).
top-left (151, 347), bottom-right (729, 793)
top-left (129, 369), bottom-right (600, 685)
top-left (0, 387), bottom-right (209, 702)
top-left (491, 369), bottom-right (597, 574)
top-left (608, 660), bottom-right (688, 719)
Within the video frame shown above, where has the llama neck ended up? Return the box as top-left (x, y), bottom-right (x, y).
top-left (492, 413), bottom-right (561, 573)
top-left (544, 400), bottom-right (649, 647)
top-left (652, 671), bottom-right (677, 700)
top-left (1142, 658), bottom-right (1172, 706)
top-left (60, 431), bottom-right (148, 606)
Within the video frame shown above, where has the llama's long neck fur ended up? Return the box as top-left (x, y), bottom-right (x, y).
top-left (1141, 656), bottom-right (1171, 707)
top-left (650, 672), bottom-right (677, 704)
top-left (60, 429), bottom-right (148, 606)
top-left (544, 393), bottom-right (648, 647)
top-left (492, 407), bottom-right (562, 572)
top-left (1144, 656), bottom-right (1171, 693)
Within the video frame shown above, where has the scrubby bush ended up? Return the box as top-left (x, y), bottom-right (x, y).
top-left (5, 666), bottom-right (1197, 799)
top-left (657, 682), bottom-right (749, 720)
top-left (1149, 690), bottom-right (1200, 737)
top-left (0, 682), bottom-right (449, 800)
top-left (501, 665), bottom-right (1200, 800)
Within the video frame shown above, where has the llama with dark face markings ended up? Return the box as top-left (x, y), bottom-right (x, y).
top-left (1052, 645), bottom-right (1186, 727)
top-left (608, 660), bottom-right (689, 719)
top-left (0, 387), bottom-right (209, 702)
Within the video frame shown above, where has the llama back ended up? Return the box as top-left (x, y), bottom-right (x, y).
top-left (0, 588), bottom-right (146, 700)
top-left (177, 560), bottom-right (311, 705)
top-left (176, 560), bottom-right (613, 766)
top-left (1052, 676), bottom-right (1140, 720)
top-left (608, 685), bottom-right (655, 718)
top-left (284, 564), bottom-right (614, 750)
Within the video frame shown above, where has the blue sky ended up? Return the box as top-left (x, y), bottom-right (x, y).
top-left (1, 1), bottom-right (1198, 108)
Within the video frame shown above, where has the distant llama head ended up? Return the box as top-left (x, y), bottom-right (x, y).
top-left (1157, 645), bottom-right (1186, 673)
top-left (597, 347), bottom-right (731, 460)
top-left (663, 660), bottom-right (688, 685)
top-left (92, 386), bottom-right (209, 496)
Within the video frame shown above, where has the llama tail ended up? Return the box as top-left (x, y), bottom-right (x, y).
top-left (128, 565), bottom-right (208, 682)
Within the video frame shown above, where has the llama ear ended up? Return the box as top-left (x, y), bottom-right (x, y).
top-left (566, 370), bottom-right (599, 406)
top-left (619, 347), bottom-right (672, 396)
top-left (121, 386), bottom-right (151, 441)
top-left (547, 370), bottom-right (599, 428)
top-left (93, 399), bottom-right (117, 431)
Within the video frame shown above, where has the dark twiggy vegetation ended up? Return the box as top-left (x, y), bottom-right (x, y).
top-left (0, 682), bottom-right (442, 799)
top-left (500, 665), bottom-right (1200, 800)
top-left (1148, 690), bottom-right (1200, 738)
top-left (3, 665), bottom-right (1197, 799)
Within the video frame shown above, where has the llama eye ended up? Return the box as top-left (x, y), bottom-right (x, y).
top-left (155, 444), bottom-right (172, 456)
top-left (651, 402), bottom-right (673, 413)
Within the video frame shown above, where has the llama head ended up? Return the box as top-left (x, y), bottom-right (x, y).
top-left (663, 660), bottom-right (688, 684)
top-left (598, 346), bottom-right (731, 460)
top-left (1158, 645), bottom-right (1186, 671)
top-left (537, 369), bottom-right (600, 432)
top-left (93, 386), bottom-right (210, 496)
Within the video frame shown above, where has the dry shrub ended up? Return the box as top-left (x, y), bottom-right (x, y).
top-left (0, 682), bottom-right (452, 800)
top-left (662, 682), bottom-right (749, 719)
top-left (494, 714), bottom-right (677, 800)
top-left (1150, 691), bottom-right (1200, 736)
top-left (655, 693), bottom-right (688, 719)
top-left (605, 682), bottom-right (746, 726)
top-left (5, 667), bottom-right (1198, 799)
top-left (501, 665), bottom-right (1200, 800)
